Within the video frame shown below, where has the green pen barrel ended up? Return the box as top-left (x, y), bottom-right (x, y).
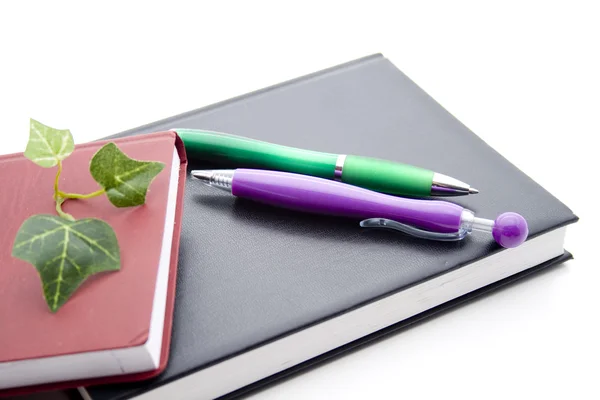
top-left (177, 129), bottom-right (338, 179)
top-left (341, 155), bottom-right (433, 197)
top-left (176, 129), bottom-right (434, 197)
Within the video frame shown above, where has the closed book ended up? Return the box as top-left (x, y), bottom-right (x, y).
top-left (0, 131), bottom-right (187, 396)
top-left (78, 54), bottom-right (577, 400)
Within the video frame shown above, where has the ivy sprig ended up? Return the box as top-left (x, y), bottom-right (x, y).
top-left (12, 119), bottom-right (165, 312)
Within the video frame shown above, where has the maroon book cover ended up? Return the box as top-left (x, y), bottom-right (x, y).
top-left (0, 130), bottom-right (187, 397)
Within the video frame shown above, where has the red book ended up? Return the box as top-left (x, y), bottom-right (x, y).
top-left (0, 131), bottom-right (187, 396)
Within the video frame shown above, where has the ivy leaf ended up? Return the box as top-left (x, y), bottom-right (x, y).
top-left (24, 118), bottom-right (74, 167)
top-left (11, 214), bottom-right (120, 312)
top-left (89, 143), bottom-right (165, 208)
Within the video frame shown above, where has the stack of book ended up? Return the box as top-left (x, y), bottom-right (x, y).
top-left (0, 54), bottom-right (578, 400)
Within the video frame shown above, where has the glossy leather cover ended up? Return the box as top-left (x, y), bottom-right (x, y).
top-left (84, 54), bottom-right (578, 400)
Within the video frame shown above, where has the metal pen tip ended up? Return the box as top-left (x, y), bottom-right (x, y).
top-left (469, 188), bottom-right (480, 194)
top-left (190, 170), bottom-right (214, 183)
top-left (190, 169), bottom-right (234, 191)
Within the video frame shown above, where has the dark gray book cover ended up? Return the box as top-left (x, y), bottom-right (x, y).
top-left (79, 54), bottom-right (577, 399)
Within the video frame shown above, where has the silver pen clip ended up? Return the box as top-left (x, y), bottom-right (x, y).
top-left (359, 218), bottom-right (468, 241)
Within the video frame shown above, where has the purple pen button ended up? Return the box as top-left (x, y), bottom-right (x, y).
top-left (492, 212), bottom-right (529, 248)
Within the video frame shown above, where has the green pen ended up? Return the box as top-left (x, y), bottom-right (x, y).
top-left (174, 129), bottom-right (478, 197)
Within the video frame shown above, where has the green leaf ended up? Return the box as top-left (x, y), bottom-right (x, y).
top-left (12, 214), bottom-right (120, 312)
top-left (24, 118), bottom-right (74, 167)
top-left (89, 142), bottom-right (165, 208)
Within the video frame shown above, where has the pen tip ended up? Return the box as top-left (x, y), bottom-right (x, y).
top-left (190, 170), bottom-right (214, 182)
top-left (469, 188), bottom-right (480, 194)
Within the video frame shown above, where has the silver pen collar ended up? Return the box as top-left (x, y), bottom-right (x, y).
top-left (334, 154), bottom-right (346, 181)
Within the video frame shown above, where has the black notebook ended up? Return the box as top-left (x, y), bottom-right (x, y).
top-left (78, 54), bottom-right (577, 400)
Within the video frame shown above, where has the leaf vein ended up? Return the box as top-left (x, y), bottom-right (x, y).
top-left (31, 156), bottom-right (58, 162)
top-left (44, 254), bottom-right (64, 268)
top-left (14, 226), bottom-right (64, 248)
top-left (39, 216), bottom-right (68, 227)
top-left (58, 135), bottom-right (68, 157)
top-left (66, 256), bottom-right (83, 274)
top-left (52, 228), bottom-right (69, 310)
top-left (115, 164), bottom-right (149, 180)
top-left (69, 229), bottom-right (118, 262)
top-left (117, 178), bottom-right (143, 196)
top-left (32, 125), bottom-right (58, 161)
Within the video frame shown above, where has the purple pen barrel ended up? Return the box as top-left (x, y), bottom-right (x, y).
top-left (231, 169), bottom-right (463, 234)
top-left (191, 168), bottom-right (529, 248)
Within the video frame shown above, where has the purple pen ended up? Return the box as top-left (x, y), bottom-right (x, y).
top-left (191, 169), bottom-right (529, 248)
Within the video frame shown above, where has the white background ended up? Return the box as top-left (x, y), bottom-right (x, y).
top-left (1, 1), bottom-right (598, 399)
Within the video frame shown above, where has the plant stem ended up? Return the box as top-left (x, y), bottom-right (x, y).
top-left (54, 160), bottom-right (62, 201)
top-left (52, 159), bottom-right (105, 220)
top-left (57, 188), bottom-right (106, 199)
top-left (53, 160), bottom-right (74, 220)
top-left (55, 197), bottom-right (75, 221)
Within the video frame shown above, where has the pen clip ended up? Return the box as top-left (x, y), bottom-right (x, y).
top-left (359, 218), bottom-right (468, 241)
